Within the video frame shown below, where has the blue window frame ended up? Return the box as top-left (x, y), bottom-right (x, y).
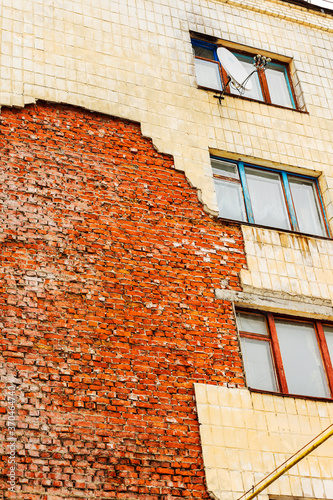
top-left (211, 156), bottom-right (330, 237)
top-left (192, 38), bottom-right (297, 109)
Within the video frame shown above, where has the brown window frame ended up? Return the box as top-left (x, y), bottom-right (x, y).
top-left (219, 51), bottom-right (297, 109)
top-left (192, 38), bottom-right (298, 110)
top-left (237, 310), bottom-right (333, 400)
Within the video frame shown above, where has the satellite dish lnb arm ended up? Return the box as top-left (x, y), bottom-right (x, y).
top-left (214, 48), bottom-right (271, 104)
top-left (239, 69), bottom-right (257, 92)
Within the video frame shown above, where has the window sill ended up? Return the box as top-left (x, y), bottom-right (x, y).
top-left (198, 85), bottom-right (308, 114)
top-left (216, 216), bottom-right (331, 241)
top-left (249, 387), bottom-right (333, 403)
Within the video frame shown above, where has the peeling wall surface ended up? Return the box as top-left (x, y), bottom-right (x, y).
top-left (0, 0), bottom-right (333, 499)
top-left (195, 384), bottom-right (333, 500)
top-left (1, 0), bottom-right (333, 304)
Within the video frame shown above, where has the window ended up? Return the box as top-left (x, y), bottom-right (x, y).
top-left (192, 38), bottom-right (297, 109)
top-left (236, 311), bottom-right (333, 399)
top-left (212, 157), bottom-right (330, 237)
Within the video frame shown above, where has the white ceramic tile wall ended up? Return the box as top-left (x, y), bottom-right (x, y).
top-left (195, 383), bottom-right (333, 500)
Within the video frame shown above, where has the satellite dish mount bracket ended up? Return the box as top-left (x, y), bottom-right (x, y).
top-left (214, 75), bottom-right (231, 104)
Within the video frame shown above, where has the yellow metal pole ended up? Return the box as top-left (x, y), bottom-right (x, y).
top-left (239, 424), bottom-right (333, 500)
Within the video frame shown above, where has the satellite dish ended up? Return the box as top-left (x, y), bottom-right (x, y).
top-left (217, 47), bottom-right (252, 92)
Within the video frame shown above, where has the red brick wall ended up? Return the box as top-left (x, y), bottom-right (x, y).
top-left (0, 102), bottom-right (246, 499)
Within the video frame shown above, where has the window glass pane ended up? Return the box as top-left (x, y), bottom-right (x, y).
top-left (265, 65), bottom-right (293, 108)
top-left (236, 312), bottom-right (268, 336)
top-left (193, 45), bottom-right (215, 60)
top-left (240, 337), bottom-right (277, 391)
top-left (214, 178), bottom-right (246, 221)
top-left (323, 326), bottom-right (333, 364)
top-left (211, 159), bottom-right (239, 179)
top-left (194, 58), bottom-right (222, 91)
top-left (289, 177), bottom-right (326, 237)
top-left (229, 54), bottom-right (264, 102)
top-left (275, 320), bottom-right (330, 398)
top-left (245, 168), bottom-right (290, 230)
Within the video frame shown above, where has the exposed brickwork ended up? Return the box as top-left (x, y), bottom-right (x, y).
top-left (0, 102), bottom-right (246, 499)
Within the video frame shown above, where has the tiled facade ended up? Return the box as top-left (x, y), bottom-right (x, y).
top-left (195, 383), bottom-right (333, 500)
top-left (241, 226), bottom-right (333, 304)
top-left (1, 0), bottom-right (333, 499)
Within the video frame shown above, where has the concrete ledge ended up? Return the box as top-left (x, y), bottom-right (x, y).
top-left (215, 286), bottom-right (333, 320)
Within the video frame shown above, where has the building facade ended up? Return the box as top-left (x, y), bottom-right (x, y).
top-left (0, 0), bottom-right (332, 499)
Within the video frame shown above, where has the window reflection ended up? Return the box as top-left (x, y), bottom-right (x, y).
top-left (240, 337), bottom-right (278, 392)
top-left (275, 320), bottom-right (330, 398)
top-left (245, 168), bottom-right (291, 230)
top-left (236, 311), bottom-right (333, 399)
top-left (210, 157), bottom-right (329, 237)
top-left (265, 65), bottom-right (293, 108)
top-left (194, 58), bottom-right (222, 91)
top-left (289, 177), bottom-right (326, 237)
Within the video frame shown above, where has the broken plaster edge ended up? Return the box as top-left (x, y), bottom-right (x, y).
top-left (0, 95), bottom-right (220, 216)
